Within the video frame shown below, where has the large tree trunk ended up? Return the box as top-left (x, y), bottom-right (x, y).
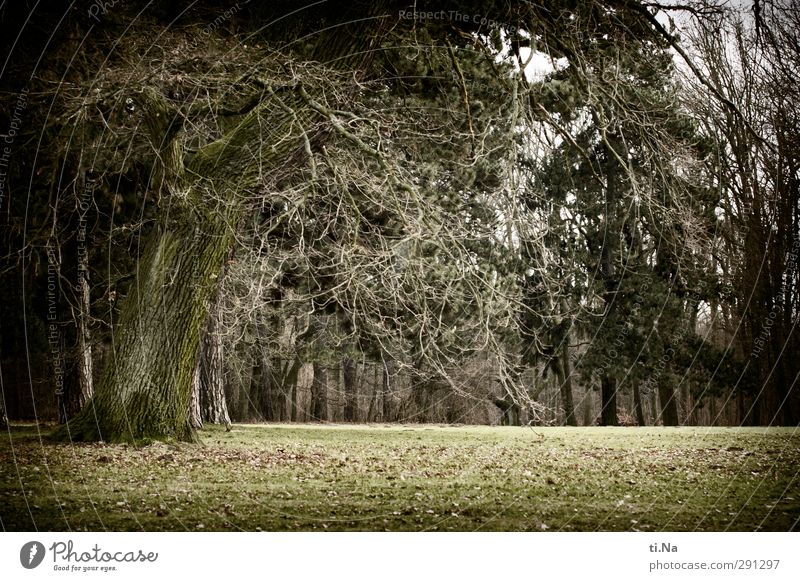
top-left (56, 6), bottom-right (388, 442)
top-left (311, 361), bottom-right (328, 421)
top-left (60, 210), bottom-right (233, 442)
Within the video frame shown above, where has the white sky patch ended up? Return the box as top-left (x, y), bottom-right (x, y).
top-left (518, 47), bottom-right (559, 82)
top-left (491, 28), bottom-right (562, 83)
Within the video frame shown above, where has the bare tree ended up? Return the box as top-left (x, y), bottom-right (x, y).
top-left (683, 2), bottom-right (800, 424)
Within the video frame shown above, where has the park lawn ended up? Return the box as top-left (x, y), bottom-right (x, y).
top-left (0, 423), bottom-right (798, 531)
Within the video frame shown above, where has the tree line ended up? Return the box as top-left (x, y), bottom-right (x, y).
top-left (0, 0), bottom-right (796, 440)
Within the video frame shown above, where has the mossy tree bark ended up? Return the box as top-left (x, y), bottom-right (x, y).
top-left (57, 5), bottom-right (389, 442)
top-left (60, 206), bottom-right (234, 442)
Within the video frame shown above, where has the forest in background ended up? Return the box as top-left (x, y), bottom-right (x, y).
top-left (0, 0), bottom-right (797, 440)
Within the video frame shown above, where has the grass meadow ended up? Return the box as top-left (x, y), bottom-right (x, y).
top-left (1, 423), bottom-right (798, 531)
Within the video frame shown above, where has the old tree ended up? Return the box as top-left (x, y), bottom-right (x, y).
top-left (54, 2), bottom-right (397, 441)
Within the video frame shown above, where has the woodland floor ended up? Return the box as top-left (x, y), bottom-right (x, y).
top-left (1, 423), bottom-right (798, 531)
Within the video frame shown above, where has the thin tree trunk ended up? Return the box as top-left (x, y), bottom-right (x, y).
top-left (249, 364), bottom-right (268, 421)
top-left (493, 395), bottom-right (520, 426)
top-left (632, 382), bottom-right (646, 426)
top-left (559, 341), bottom-right (577, 426)
top-left (251, 323), bottom-right (274, 421)
top-left (680, 382), bottom-right (691, 425)
top-left (274, 368), bottom-right (287, 422)
top-left (59, 168), bottom-right (95, 422)
top-left (651, 388), bottom-right (660, 425)
top-left (582, 387), bottom-right (594, 426)
top-left (598, 137), bottom-right (620, 427)
top-left (343, 357), bottom-right (357, 422)
top-left (0, 387), bottom-right (7, 429)
top-left (708, 396), bottom-right (717, 427)
top-left (288, 357), bottom-right (301, 422)
top-left (367, 363), bottom-right (379, 422)
top-left (76, 269), bottom-right (93, 412)
top-left (189, 359), bottom-right (203, 429)
top-left (236, 377), bottom-right (249, 422)
top-left (413, 383), bottom-right (429, 423)
top-left (600, 375), bottom-right (618, 426)
top-left (198, 293), bottom-right (231, 427)
top-left (411, 356), bottom-right (432, 423)
top-left (47, 240), bottom-right (70, 424)
top-left (311, 361), bottom-right (328, 421)
top-left (382, 355), bottom-right (395, 422)
top-left (75, 168), bottom-right (94, 413)
top-left (267, 356), bottom-right (288, 422)
top-left (658, 383), bottom-right (680, 426)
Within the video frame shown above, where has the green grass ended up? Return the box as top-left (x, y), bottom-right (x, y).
top-left (1, 423), bottom-right (798, 531)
